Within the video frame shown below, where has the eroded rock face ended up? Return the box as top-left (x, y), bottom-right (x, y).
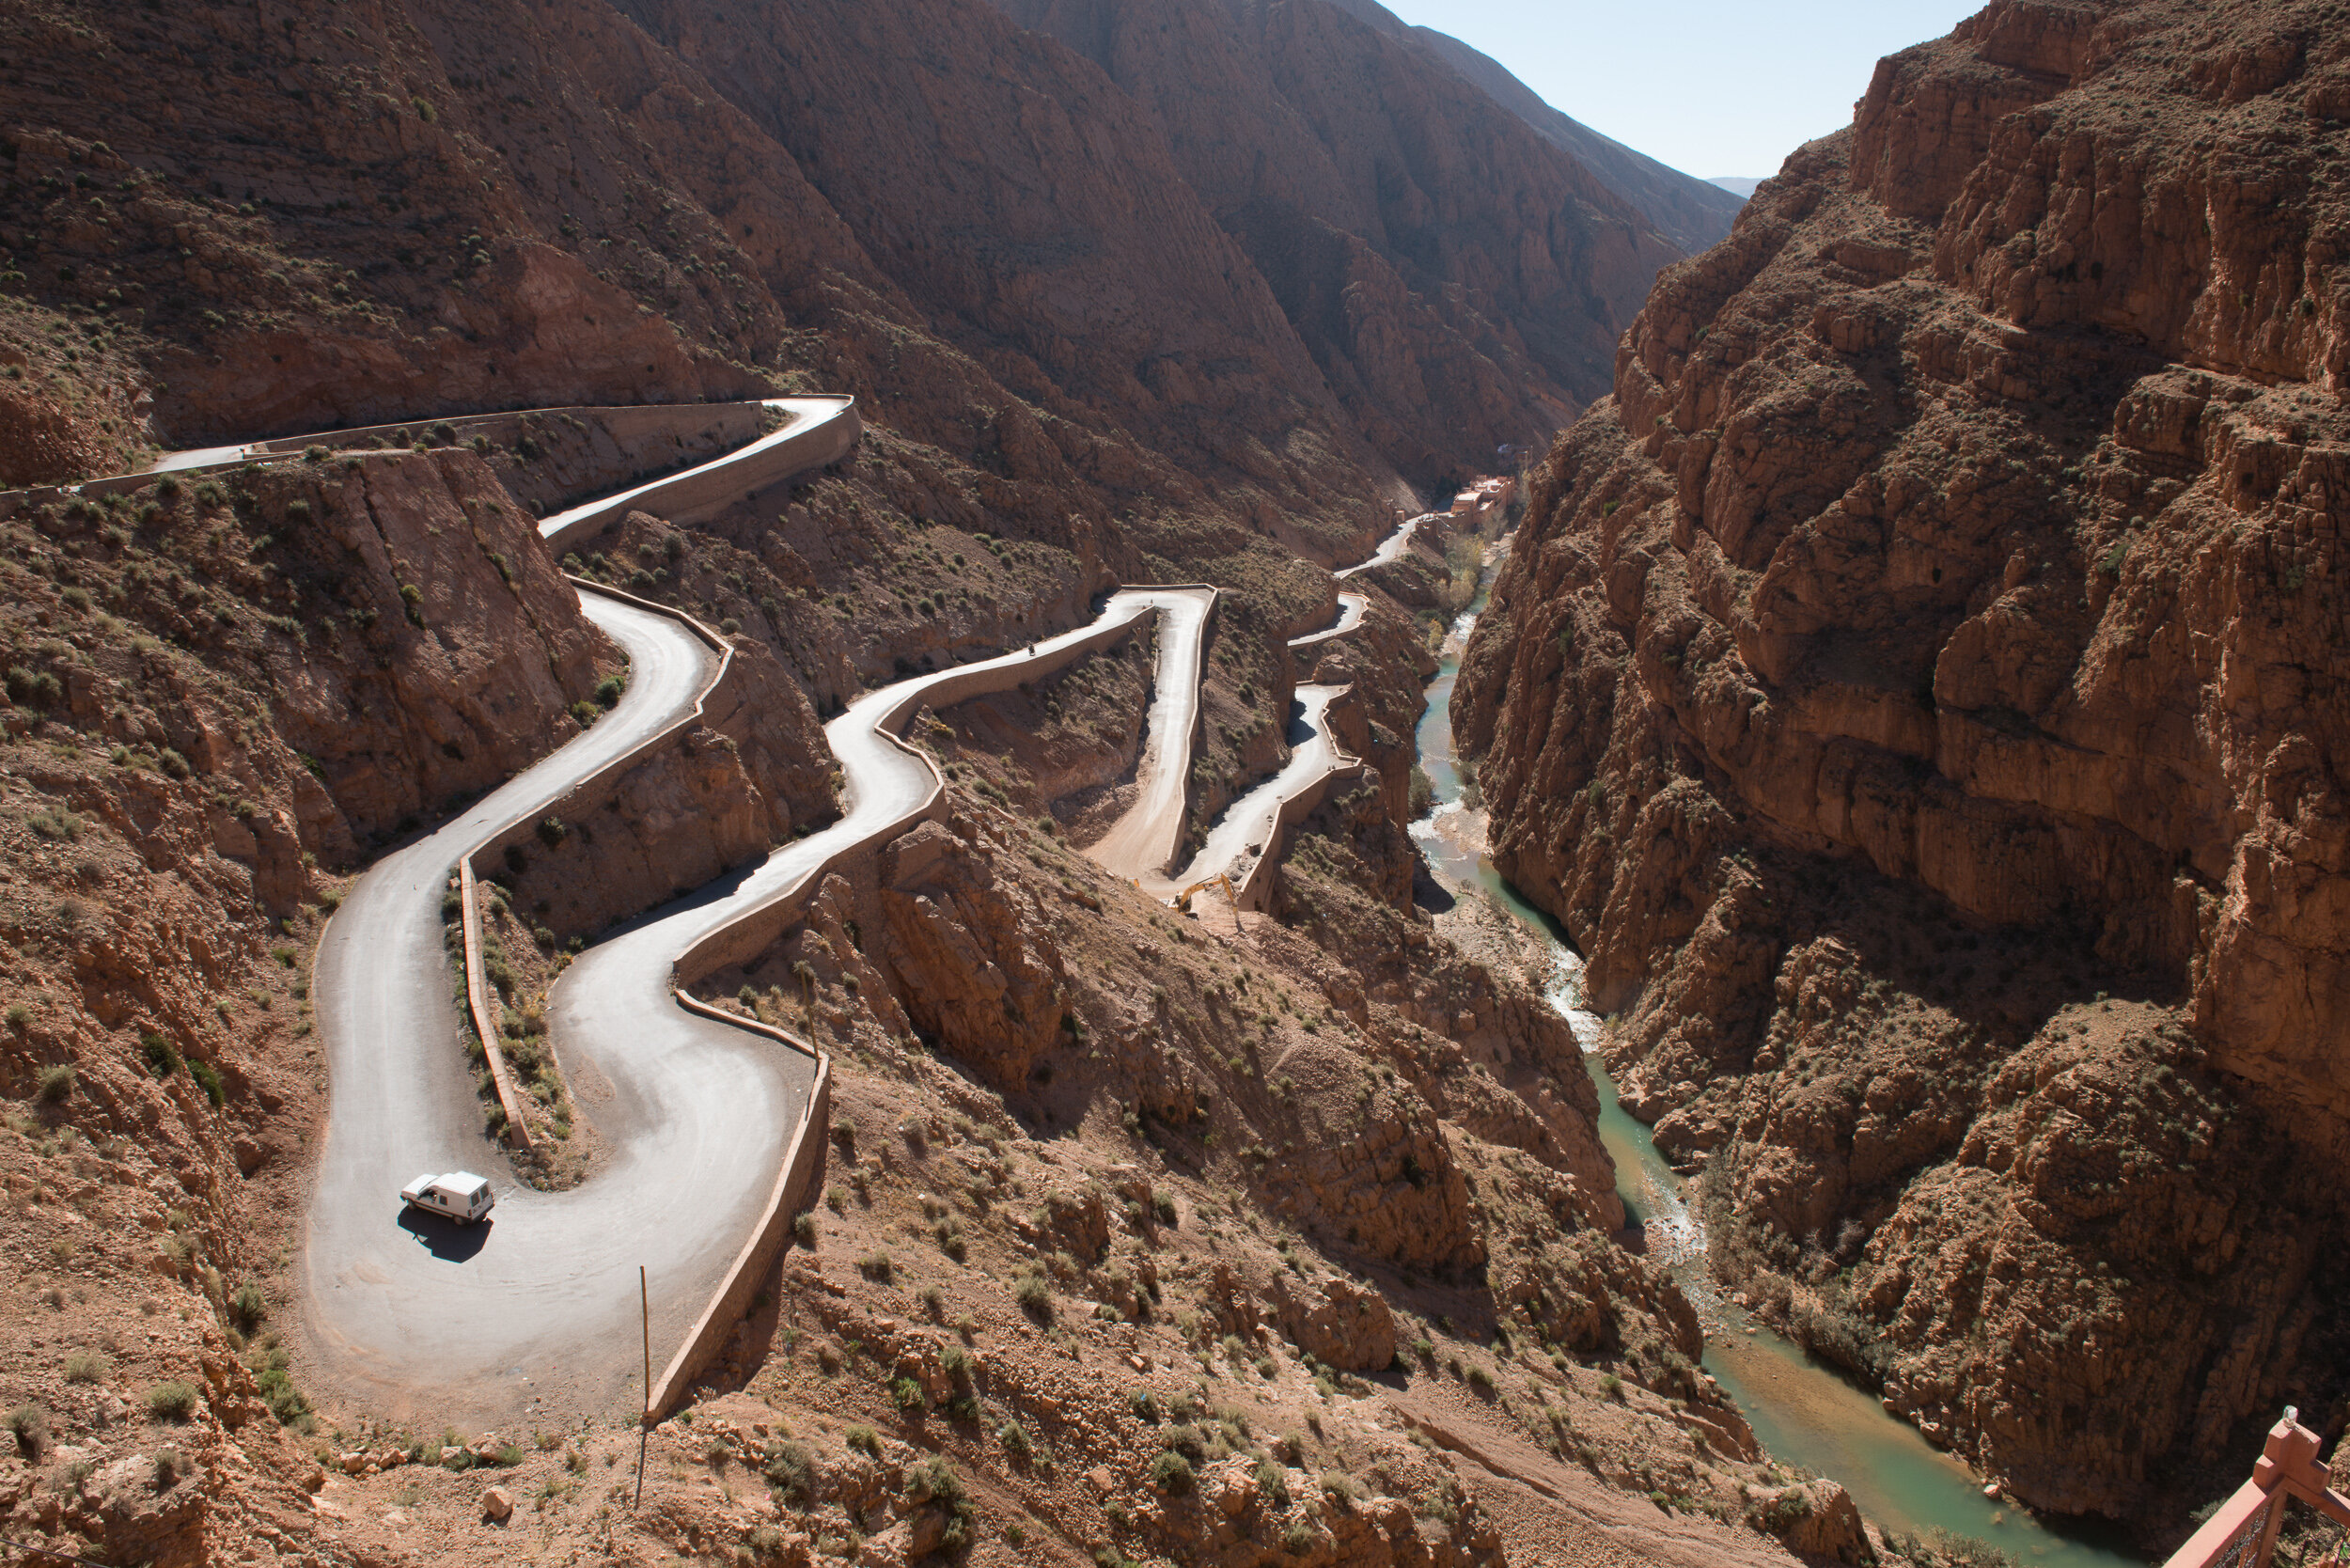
top-left (877, 822), bottom-right (1071, 1094)
top-left (1452, 0), bottom-right (2350, 1525)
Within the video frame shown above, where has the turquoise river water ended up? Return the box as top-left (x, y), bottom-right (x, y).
top-left (1406, 580), bottom-right (2147, 1567)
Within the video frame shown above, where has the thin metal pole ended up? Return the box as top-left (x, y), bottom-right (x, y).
top-left (635, 1264), bottom-right (650, 1510)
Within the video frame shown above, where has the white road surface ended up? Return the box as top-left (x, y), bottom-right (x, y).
top-left (1156, 682), bottom-right (1355, 898)
top-left (1077, 588), bottom-right (1217, 881)
top-left (303, 578), bottom-right (1202, 1422)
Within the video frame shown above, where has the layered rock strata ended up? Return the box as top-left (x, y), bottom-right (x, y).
top-left (1454, 0), bottom-right (2350, 1528)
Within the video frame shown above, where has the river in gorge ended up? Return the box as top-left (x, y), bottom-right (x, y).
top-left (1405, 563), bottom-right (2148, 1567)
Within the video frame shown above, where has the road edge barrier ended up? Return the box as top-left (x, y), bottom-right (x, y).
top-left (1229, 688), bottom-right (1366, 912)
top-left (540, 397), bottom-right (861, 557)
top-left (0, 397), bottom-right (785, 519)
top-left (643, 587), bottom-right (1222, 1415)
top-left (646, 997), bottom-right (828, 1419)
top-left (450, 580), bottom-right (740, 1150)
top-left (669, 586), bottom-right (1219, 982)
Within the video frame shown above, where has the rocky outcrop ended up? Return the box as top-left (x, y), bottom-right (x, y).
top-left (875, 821), bottom-right (1071, 1093)
top-left (1452, 0), bottom-right (2350, 1528)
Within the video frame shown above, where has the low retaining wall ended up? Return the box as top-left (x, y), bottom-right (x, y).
top-left (458, 859), bottom-right (538, 1150)
top-left (1230, 692), bottom-right (1367, 913)
top-left (249, 400), bottom-right (766, 462)
top-left (468, 581), bottom-right (734, 875)
top-left (671, 591), bottom-right (1211, 982)
top-left (540, 397), bottom-right (862, 556)
top-left (0, 399), bottom-right (779, 518)
top-left (452, 580), bottom-right (739, 1149)
top-left (648, 1000), bottom-right (827, 1419)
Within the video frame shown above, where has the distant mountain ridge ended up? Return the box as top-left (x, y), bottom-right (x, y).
top-left (1306, 0), bottom-right (1747, 253)
top-left (993, 0), bottom-right (1687, 483)
top-left (1707, 177), bottom-right (1764, 196)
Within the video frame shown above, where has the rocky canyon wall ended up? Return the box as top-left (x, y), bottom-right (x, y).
top-left (992, 0), bottom-right (1682, 487)
top-left (1454, 0), bottom-right (2350, 1531)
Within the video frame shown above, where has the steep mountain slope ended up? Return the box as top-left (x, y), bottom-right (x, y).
top-left (1453, 0), bottom-right (2350, 1531)
top-left (1355, 11), bottom-right (1748, 255)
top-left (0, 0), bottom-right (1408, 567)
top-left (991, 0), bottom-right (1681, 486)
top-left (0, 5), bottom-right (1889, 1566)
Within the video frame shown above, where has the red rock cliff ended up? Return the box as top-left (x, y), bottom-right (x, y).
top-left (1454, 0), bottom-right (2350, 1528)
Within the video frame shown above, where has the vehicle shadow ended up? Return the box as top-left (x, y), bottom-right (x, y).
top-left (399, 1208), bottom-right (492, 1262)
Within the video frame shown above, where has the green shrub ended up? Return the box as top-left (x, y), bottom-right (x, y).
top-left (24, 804), bottom-right (78, 839)
top-left (997, 1419), bottom-right (1032, 1460)
top-left (36, 1064), bottom-right (74, 1103)
top-left (763, 1440), bottom-right (815, 1504)
top-left (256, 1362), bottom-right (310, 1425)
top-left (1151, 1450), bottom-right (1195, 1494)
top-left (145, 1382), bottom-right (199, 1421)
top-left (6, 666), bottom-right (61, 708)
top-left (141, 1031), bottom-right (181, 1076)
top-left (7, 1404), bottom-right (49, 1455)
top-left (1320, 1470), bottom-right (1360, 1505)
top-left (594, 674), bottom-right (625, 709)
top-left (62, 1351), bottom-right (107, 1385)
top-left (844, 1424), bottom-right (880, 1457)
top-left (902, 1457), bottom-right (972, 1548)
top-left (189, 1059), bottom-right (225, 1107)
top-left (1013, 1267), bottom-right (1052, 1322)
top-left (229, 1281), bottom-right (267, 1330)
top-left (855, 1250), bottom-right (893, 1283)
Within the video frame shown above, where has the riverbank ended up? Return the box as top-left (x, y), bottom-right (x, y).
top-left (1409, 552), bottom-right (2150, 1568)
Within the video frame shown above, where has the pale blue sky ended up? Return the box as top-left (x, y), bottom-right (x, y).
top-left (1378, 0), bottom-right (1983, 181)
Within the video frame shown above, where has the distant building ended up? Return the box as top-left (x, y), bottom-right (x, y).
top-left (1449, 473), bottom-right (1515, 526)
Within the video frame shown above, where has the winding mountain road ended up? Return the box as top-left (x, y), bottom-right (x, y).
top-left (302, 570), bottom-right (1224, 1421)
top-left (304, 596), bottom-right (806, 1422)
top-left (1120, 513), bottom-right (1433, 902)
top-left (96, 398), bottom-right (1430, 1422)
top-left (1077, 588), bottom-right (1217, 881)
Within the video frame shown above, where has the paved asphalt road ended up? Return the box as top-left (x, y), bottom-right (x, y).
top-left (299, 597), bottom-right (809, 1425)
top-left (301, 584), bottom-right (1200, 1425)
top-left (1157, 682), bottom-right (1353, 897)
top-left (1076, 588), bottom-right (1217, 882)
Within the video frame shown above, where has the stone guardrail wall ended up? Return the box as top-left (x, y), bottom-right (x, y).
top-left (450, 572), bottom-right (836, 1419)
top-left (672, 587), bottom-right (1217, 982)
top-left (648, 997), bottom-right (827, 1419)
top-left (0, 399), bottom-right (777, 520)
top-left (457, 856), bottom-right (540, 1150)
top-left (1287, 590), bottom-right (1368, 654)
top-left (451, 580), bottom-right (737, 1150)
top-left (540, 397), bottom-right (862, 557)
top-left (645, 588), bottom-right (1214, 1416)
top-left (247, 400), bottom-right (767, 462)
top-left (1230, 691), bottom-right (1366, 914)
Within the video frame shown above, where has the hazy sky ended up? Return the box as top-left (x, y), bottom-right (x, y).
top-left (1377, 0), bottom-right (1982, 181)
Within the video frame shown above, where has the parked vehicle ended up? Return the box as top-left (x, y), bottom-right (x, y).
top-left (400, 1171), bottom-right (495, 1224)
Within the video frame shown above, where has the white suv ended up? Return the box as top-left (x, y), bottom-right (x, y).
top-left (400, 1171), bottom-right (495, 1224)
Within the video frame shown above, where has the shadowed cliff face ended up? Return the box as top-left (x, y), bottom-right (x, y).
top-left (991, 0), bottom-right (1684, 488)
top-left (1453, 0), bottom-right (2350, 1529)
top-left (0, 0), bottom-right (1411, 563)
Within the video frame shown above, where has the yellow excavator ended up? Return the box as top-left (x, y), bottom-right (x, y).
top-left (1171, 871), bottom-right (1244, 935)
